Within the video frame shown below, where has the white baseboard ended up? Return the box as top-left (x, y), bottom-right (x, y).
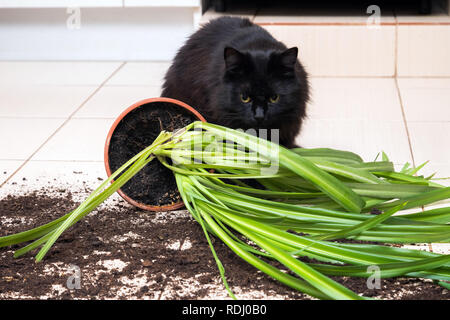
top-left (0, 7), bottom-right (196, 61)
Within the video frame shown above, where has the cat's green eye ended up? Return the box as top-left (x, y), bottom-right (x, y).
top-left (269, 94), bottom-right (279, 103)
top-left (240, 93), bottom-right (251, 103)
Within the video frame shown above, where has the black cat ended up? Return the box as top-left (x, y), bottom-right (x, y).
top-left (161, 16), bottom-right (309, 148)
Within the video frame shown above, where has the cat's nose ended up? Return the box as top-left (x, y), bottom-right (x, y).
top-left (254, 106), bottom-right (265, 121)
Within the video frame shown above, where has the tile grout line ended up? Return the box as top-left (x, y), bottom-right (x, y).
top-left (307, 75), bottom-right (396, 79)
top-left (307, 75), bottom-right (450, 79)
top-left (394, 77), bottom-right (433, 251)
top-left (393, 8), bottom-right (398, 78)
top-left (394, 77), bottom-right (416, 168)
top-left (0, 62), bottom-right (127, 189)
top-left (4, 159), bottom-right (105, 163)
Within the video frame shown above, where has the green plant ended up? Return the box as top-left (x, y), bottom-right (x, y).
top-left (1, 121), bottom-right (449, 300)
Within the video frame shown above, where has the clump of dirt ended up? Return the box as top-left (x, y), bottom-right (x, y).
top-left (107, 102), bottom-right (198, 208)
top-left (0, 190), bottom-right (448, 300)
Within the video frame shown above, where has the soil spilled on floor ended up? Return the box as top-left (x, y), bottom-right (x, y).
top-left (0, 190), bottom-right (448, 300)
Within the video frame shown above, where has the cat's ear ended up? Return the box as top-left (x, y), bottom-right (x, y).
top-left (224, 47), bottom-right (245, 73)
top-left (280, 47), bottom-right (298, 68)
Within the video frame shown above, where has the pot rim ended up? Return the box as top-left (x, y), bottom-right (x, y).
top-left (104, 97), bottom-right (206, 211)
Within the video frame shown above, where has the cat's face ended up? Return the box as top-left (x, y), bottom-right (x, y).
top-left (217, 47), bottom-right (307, 130)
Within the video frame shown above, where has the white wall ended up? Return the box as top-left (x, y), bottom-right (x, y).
top-left (0, 7), bottom-right (196, 61)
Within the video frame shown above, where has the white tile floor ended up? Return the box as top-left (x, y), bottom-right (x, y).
top-left (0, 61), bottom-right (449, 297)
top-left (0, 61), bottom-right (448, 187)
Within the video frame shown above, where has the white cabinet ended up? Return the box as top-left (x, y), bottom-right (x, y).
top-left (0, 1), bottom-right (203, 60)
top-left (0, 0), bottom-right (201, 8)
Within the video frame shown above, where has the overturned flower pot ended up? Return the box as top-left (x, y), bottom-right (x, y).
top-left (104, 97), bottom-right (206, 211)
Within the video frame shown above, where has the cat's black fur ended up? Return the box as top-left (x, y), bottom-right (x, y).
top-left (161, 17), bottom-right (309, 148)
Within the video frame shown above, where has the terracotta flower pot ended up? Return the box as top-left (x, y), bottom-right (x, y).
top-left (104, 97), bottom-right (206, 211)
